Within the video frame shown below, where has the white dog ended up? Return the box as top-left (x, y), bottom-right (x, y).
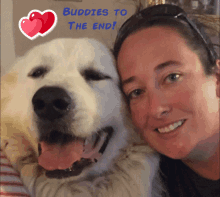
top-left (1, 38), bottom-right (161, 197)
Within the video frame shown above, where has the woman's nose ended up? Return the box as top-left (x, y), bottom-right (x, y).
top-left (147, 90), bottom-right (172, 119)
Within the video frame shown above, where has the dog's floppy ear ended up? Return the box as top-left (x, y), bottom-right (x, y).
top-left (1, 71), bottom-right (19, 108)
top-left (1, 70), bottom-right (38, 157)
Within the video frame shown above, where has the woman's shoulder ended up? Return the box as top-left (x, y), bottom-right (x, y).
top-left (159, 155), bottom-right (220, 197)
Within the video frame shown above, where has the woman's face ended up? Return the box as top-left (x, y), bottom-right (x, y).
top-left (117, 27), bottom-right (219, 159)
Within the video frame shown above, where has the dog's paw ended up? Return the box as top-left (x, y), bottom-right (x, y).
top-left (1, 135), bottom-right (38, 171)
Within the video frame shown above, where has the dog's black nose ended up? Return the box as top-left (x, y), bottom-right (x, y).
top-left (32, 87), bottom-right (71, 121)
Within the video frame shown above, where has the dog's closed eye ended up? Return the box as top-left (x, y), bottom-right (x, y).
top-left (82, 68), bottom-right (111, 81)
top-left (28, 66), bottom-right (49, 78)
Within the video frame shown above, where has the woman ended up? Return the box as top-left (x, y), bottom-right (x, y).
top-left (114, 4), bottom-right (219, 197)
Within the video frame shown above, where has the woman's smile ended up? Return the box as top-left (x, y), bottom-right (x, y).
top-left (154, 119), bottom-right (186, 133)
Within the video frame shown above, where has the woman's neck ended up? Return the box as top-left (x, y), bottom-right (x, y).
top-left (183, 141), bottom-right (219, 180)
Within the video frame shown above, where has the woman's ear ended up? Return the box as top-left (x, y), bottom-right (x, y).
top-left (216, 59), bottom-right (220, 98)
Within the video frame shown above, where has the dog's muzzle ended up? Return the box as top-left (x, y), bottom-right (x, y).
top-left (32, 86), bottom-right (72, 121)
top-left (38, 127), bottom-right (114, 179)
top-left (32, 86), bottom-right (115, 179)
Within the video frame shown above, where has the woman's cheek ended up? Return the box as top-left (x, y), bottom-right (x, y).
top-left (130, 102), bottom-right (147, 130)
top-left (131, 110), bottom-right (138, 128)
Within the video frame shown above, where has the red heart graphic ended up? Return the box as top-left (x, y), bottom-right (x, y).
top-left (29, 11), bottom-right (55, 34)
top-left (20, 19), bottom-right (42, 37)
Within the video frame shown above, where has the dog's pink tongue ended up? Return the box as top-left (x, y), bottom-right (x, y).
top-left (38, 141), bottom-right (84, 170)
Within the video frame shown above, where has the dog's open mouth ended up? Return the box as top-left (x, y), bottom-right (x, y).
top-left (38, 127), bottom-right (113, 179)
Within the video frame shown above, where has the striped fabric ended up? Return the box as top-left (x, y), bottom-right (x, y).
top-left (0, 149), bottom-right (31, 197)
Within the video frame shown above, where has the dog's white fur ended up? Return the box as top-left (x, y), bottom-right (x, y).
top-left (1, 38), bottom-right (161, 197)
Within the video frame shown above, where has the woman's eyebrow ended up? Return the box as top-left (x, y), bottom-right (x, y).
top-left (121, 76), bottom-right (136, 88)
top-left (155, 60), bottom-right (182, 71)
top-left (121, 60), bottom-right (182, 88)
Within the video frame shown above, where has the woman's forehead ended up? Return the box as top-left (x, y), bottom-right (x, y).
top-left (119, 28), bottom-right (175, 61)
top-left (120, 26), bottom-right (184, 52)
top-left (117, 26), bottom-right (201, 79)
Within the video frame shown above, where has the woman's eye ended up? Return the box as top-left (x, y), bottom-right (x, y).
top-left (164, 73), bottom-right (182, 84)
top-left (127, 89), bottom-right (144, 100)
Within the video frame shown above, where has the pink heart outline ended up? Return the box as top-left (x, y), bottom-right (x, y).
top-left (18, 9), bottom-right (58, 40)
